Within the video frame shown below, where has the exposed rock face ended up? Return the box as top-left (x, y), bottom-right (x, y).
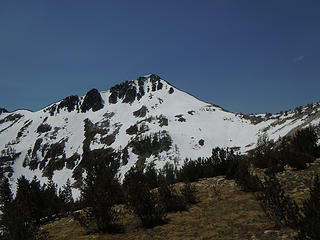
top-left (169, 87), bottom-right (174, 94)
top-left (0, 108), bottom-right (9, 114)
top-left (58, 95), bottom-right (80, 112)
top-left (133, 106), bottom-right (148, 118)
top-left (109, 74), bottom-right (164, 104)
top-left (80, 89), bottom-right (104, 113)
top-left (109, 80), bottom-right (139, 104)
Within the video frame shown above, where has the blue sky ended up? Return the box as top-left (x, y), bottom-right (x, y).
top-left (0, 0), bottom-right (319, 114)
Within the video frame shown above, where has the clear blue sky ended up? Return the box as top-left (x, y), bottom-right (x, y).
top-left (0, 0), bottom-right (319, 114)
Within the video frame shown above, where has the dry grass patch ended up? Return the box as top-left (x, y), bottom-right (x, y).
top-left (39, 176), bottom-right (300, 240)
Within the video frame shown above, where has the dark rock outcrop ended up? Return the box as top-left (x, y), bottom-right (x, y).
top-left (133, 106), bottom-right (148, 118)
top-left (81, 89), bottom-right (104, 113)
top-left (169, 87), bottom-right (174, 94)
top-left (0, 108), bottom-right (9, 114)
top-left (109, 74), bottom-right (164, 104)
top-left (58, 95), bottom-right (80, 112)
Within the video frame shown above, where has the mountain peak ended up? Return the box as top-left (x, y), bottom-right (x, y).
top-left (108, 74), bottom-right (172, 104)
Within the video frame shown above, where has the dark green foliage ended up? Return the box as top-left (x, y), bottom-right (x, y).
top-left (234, 160), bottom-right (261, 192)
top-left (158, 181), bottom-right (186, 212)
top-left (123, 167), bottom-right (166, 228)
top-left (286, 151), bottom-right (314, 170)
top-left (121, 148), bottom-right (129, 166)
top-left (161, 163), bottom-right (177, 185)
top-left (177, 148), bottom-right (240, 182)
top-left (181, 182), bottom-right (197, 204)
top-left (0, 178), bottom-right (12, 212)
top-left (259, 175), bottom-right (300, 228)
top-left (36, 123), bottom-right (52, 133)
top-left (39, 141), bottom-right (66, 178)
top-left (65, 153), bottom-right (80, 169)
top-left (59, 179), bottom-right (74, 213)
top-left (291, 127), bottom-right (319, 158)
top-left (0, 176), bottom-right (72, 240)
top-left (80, 153), bottom-right (123, 233)
top-left (250, 127), bottom-right (319, 173)
top-left (296, 175), bottom-right (320, 240)
top-left (144, 164), bottom-right (160, 189)
top-left (250, 134), bottom-right (275, 169)
top-left (130, 132), bottom-right (172, 165)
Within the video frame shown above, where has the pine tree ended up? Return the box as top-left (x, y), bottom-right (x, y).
top-left (2, 176), bottom-right (38, 240)
top-left (81, 155), bottom-right (123, 233)
top-left (0, 177), bottom-right (13, 238)
top-left (158, 181), bottom-right (186, 212)
top-left (59, 179), bottom-right (74, 213)
top-left (296, 175), bottom-right (320, 240)
top-left (0, 177), bottom-right (12, 212)
top-left (123, 167), bottom-right (166, 228)
top-left (260, 175), bottom-right (300, 228)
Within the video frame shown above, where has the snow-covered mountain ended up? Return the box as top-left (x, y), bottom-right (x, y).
top-left (1, 74), bottom-right (319, 197)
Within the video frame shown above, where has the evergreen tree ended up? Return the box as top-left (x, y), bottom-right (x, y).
top-left (296, 175), bottom-right (320, 240)
top-left (81, 154), bottom-right (123, 233)
top-left (260, 175), bottom-right (300, 228)
top-left (291, 127), bottom-right (319, 157)
top-left (234, 160), bottom-right (261, 192)
top-left (181, 182), bottom-right (197, 204)
top-left (1, 176), bottom-right (38, 240)
top-left (0, 177), bottom-right (13, 238)
top-left (158, 181), bottom-right (186, 212)
top-left (59, 179), bottom-right (74, 213)
top-left (123, 167), bottom-right (166, 228)
top-left (0, 177), bottom-right (12, 212)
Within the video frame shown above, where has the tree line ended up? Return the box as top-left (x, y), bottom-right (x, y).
top-left (0, 126), bottom-right (319, 239)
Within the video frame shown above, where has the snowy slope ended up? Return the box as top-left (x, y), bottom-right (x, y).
top-left (1, 74), bottom-right (319, 197)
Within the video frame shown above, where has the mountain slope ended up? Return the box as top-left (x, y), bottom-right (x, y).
top-left (1, 74), bottom-right (319, 197)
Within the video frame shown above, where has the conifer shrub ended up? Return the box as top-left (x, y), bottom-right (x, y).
top-left (259, 175), bottom-right (300, 229)
top-left (123, 167), bottom-right (166, 228)
top-left (158, 181), bottom-right (186, 212)
top-left (176, 148), bottom-right (242, 182)
top-left (0, 176), bottom-right (72, 240)
top-left (291, 126), bottom-right (319, 158)
top-left (161, 162), bottom-right (178, 185)
top-left (234, 160), bottom-right (262, 192)
top-left (144, 164), bottom-right (160, 189)
top-left (80, 154), bottom-right (123, 233)
top-left (296, 175), bottom-right (320, 240)
top-left (286, 151), bottom-right (314, 170)
top-left (181, 182), bottom-right (197, 205)
top-left (250, 133), bottom-right (275, 169)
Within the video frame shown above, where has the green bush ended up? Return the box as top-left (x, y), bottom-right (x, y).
top-left (81, 155), bottom-right (123, 233)
top-left (259, 175), bottom-right (300, 228)
top-left (234, 161), bottom-right (261, 192)
top-left (181, 182), bottom-right (197, 204)
top-left (123, 167), bottom-right (166, 228)
top-left (296, 175), bottom-right (320, 240)
top-left (158, 182), bottom-right (186, 212)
